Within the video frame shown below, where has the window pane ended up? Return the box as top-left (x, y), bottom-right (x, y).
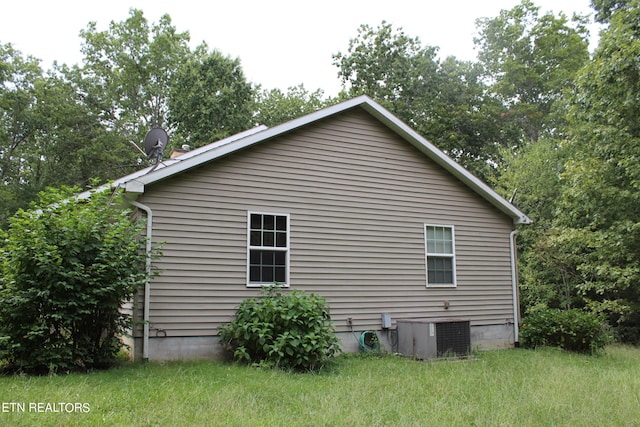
top-left (262, 251), bottom-right (274, 265)
top-left (434, 239), bottom-right (443, 254)
top-left (262, 266), bottom-right (274, 283)
top-left (276, 216), bottom-right (286, 231)
top-left (427, 227), bottom-right (435, 242)
top-left (250, 231), bottom-right (261, 246)
top-left (276, 231), bottom-right (286, 247)
top-left (263, 215), bottom-right (275, 230)
top-left (250, 265), bottom-right (261, 282)
top-left (426, 226), bottom-right (453, 255)
top-left (250, 250), bottom-right (283, 283)
top-left (250, 214), bottom-right (262, 230)
top-left (428, 257), bottom-right (453, 285)
top-left (262, 232), bottom-right (274, 247)
top-left (442, 227), bottom-right (452, 253)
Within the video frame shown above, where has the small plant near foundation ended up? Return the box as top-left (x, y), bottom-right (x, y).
top-left (218, 287), bottom-right (340, 371)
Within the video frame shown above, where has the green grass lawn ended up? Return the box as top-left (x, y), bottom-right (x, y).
top-left (1, 345), bottom-right (639, 426)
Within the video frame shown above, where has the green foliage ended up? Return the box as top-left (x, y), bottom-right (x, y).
top-left (592, 0), bottom-right (633, 22)
top-left (168, 49), bottom-right (255, 147)
top-left (0, 43), bottom-right (43, 224)
top-left (0, 42), bottom-right (139, 228)
top-left (539, 2), bottom-right (640, 342)
top-left (218, 287), bottom-right (340, 372)
top-left (0, 186), bottom-right (151, 373)
top-left (520, 309), bottom-right (611, 353)
top-left (76, 9), bottom-right (192, 138)
top-left (475, 0), bottom-right (590, 143)
top-left (489, 2), bottom-right (640, 344)
top-left (493, 138), bottom-right (583, 313)
top-left (254, 84), bottom-right (330, 127)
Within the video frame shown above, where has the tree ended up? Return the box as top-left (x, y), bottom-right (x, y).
top-left (475, 0), bottom-right (590, 144)
top-left (333, 21), bottom-right (440, 123)
top-left (27, 74), bottom-right (134, 186)
top-left (0, 186), bottom-right (151, 373)
top-left (493, 138), bottom-right (576, 312)
top-left (591, 0), bottom-right (633, 22)
top-left (425, 57), bottom-right (515, 179)
top-left (333, 21), bottom-right (446, 141)
top-left (0, 43), bottom-right (44, 223)
top-left (546, 2), bottom-right (640, 342)
top-left (168, 49), bottom-right (255, 147)
top-left (254, 84), bottom-right (329, 127)
top-left (0, 44), bottom-right (118, 227)
top-left (333, 22), bottom-right (510, 180)
top-left (72, 9), bottom-right (192, 146)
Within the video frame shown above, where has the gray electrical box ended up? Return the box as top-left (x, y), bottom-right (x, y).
top-left (381, 313), bottom-right (392, 329)
top-left (397, 318), bottom-right (470, 360)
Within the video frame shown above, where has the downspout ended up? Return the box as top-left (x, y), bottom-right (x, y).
top-left (127, 199), bottom-right (153, 361)
top-left (509, 229), bottom-right (520, 346)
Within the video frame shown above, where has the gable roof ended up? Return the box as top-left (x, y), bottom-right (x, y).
top-left (90, 95), bottom-right (531, 224)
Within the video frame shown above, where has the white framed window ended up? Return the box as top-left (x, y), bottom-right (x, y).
top-left (424, 224), bottom-right (457, 287)
top-left (247, 212), bottom-right (290, 287)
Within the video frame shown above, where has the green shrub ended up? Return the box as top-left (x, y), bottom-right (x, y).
top-left (0, 186), bottom-right (151, 374)
top-left (218, 287), bottom-right (341, 371)
top-left (520, 308), bottom-right (611, 353)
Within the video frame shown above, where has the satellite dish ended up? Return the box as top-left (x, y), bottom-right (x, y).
top-left (143, 128), bottom-right (169, 164)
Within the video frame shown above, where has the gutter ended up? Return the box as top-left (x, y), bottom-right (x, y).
top-left (509, 229), bottom-right (520, 345)
top-left (126, 198), bottom-right (153, 361)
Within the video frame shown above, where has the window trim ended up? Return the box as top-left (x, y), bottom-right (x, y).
top-left (247, 211), bottom-right (290, 287)
top-left (424, 224), bottom-right (457, 288)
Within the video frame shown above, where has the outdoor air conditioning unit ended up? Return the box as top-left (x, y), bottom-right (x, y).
top-left (397, 318), bottom-right (471, 360)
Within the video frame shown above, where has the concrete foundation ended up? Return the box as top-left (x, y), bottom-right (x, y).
top-left (470, 323), bottom-right (516, 350)
top-left (130, 323), bottom-right (516, 361)
top-left (133, 336), bottom-right (224, 361)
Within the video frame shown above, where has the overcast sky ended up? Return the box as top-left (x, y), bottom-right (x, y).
top-left (1, 0), bottom-right (600, 96)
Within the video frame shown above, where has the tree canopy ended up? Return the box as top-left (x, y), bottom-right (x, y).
top-left (168, 49), bottom-right (255, 147)
top-left (551, 2), bottom-right (640, 341)
top-left (254, 85), bottom-right (329, 127)
top-left (75, 9), bottom-right (192, 137)
top-left (475, 0), bottom-right (590, 144)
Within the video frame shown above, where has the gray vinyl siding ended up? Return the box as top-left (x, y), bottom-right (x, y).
top-left (136, 107), bottom-right (515, 337)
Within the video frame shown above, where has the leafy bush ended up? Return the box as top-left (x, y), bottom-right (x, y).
top-left (0, 186), bottom-right (150, 373)
top-left (218, 287), bottom-right (340, 371)
top-left (520, 308), bottom-right (611, 353)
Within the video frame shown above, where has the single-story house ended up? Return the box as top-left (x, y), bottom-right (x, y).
top-left (90, 95), bottom-right (531, 361)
